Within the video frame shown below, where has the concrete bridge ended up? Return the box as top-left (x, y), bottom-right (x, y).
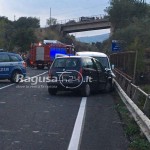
top-left (58, 15), bottom-right (112, 34)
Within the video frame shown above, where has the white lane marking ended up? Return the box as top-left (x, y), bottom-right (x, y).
top-left (24, 71), bottom-right (48, 81)
top-left (68, 97), bottom-right (87, 150)
top-left (0, 102), bottom-right (6, 104)
top-left (0, 71), bottom-right (48, 90)
top-left (0, 83), bottom-right (15, 90)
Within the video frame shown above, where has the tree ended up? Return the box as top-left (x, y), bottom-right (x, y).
top-left (12, 17), bottom-right (39, 52)
top-left (0, 16), bottom-right (14, 50)
top-left (12, 28), bottom-right (37, 52)
top-left (106, 0), bottom-right (148, 31)
top-left (14, 17), bottom-right (40, 29)
top-left (46, 18), bottom-right (57, 26)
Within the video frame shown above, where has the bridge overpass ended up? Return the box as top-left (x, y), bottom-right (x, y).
top-left (57, 15), bottom-right (112, 34)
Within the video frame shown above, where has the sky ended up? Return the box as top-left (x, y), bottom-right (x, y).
top-left (0, 0), bottom-right (150, 37)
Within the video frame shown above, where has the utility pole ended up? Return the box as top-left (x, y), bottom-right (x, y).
top-left (50, 8), bottom-right (51, 27)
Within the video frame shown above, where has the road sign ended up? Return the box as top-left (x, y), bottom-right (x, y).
top-left (112, 40), bottom-right (121, 52)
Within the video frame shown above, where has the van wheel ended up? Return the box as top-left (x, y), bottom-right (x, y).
top-left (48, 88), bottom-right (57, 95)
top-left (81, 83), bottom-right (90, 97)
top-left (10, 71), bottom-right (22, 83)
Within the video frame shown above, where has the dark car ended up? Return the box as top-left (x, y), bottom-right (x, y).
top-left (47, 56), bottom-right (113, 96)
top-left (0, 52), bottom-right (26, 83)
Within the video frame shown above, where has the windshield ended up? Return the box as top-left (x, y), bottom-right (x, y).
top-left (93, 57), bottom-right (109, 68)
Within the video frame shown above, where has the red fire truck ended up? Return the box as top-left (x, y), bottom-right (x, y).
top-left (29, 40), bottom-right (75, 69)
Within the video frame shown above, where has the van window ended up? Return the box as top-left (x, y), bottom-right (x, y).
top-left (95, 60), bottom-right (103, 71)
top-left (83, 58), bottom-right (95, 69)
top-left (93, 57), bottom-right (109, 68)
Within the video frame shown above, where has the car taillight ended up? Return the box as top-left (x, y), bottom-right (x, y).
top-left (77, 68), bottom-right (83, 80)
top-left (23, 62), bottom-right (27, 68)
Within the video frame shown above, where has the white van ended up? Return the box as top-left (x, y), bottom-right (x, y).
top-left (76, 51), bottom-right (115, 92)
top-left (76, 51), bottom-right (112, 70)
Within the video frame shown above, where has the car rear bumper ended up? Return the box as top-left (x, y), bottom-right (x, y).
top-left (47, 80), bottom-right (84, 91)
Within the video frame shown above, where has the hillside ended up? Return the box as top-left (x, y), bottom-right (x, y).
top-left (76, 33), bottom-right (110, 43)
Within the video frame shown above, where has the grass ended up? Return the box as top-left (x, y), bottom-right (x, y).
top-left (112, 91), bottom-right (150, 150)
top-left (140, 84), bottom-right (150, 94)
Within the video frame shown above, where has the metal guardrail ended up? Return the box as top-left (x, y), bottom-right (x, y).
top-left (114, 69), bottom-right (150, 116)
top-left (114, 69), bottom-right (150, 142)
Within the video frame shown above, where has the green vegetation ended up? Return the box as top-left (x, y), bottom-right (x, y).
top-left (140, 85), bottom-right (150, 93)
top-left (100, 0), bottom-right (150, 84)
top-left (101, 0), bottom-right (150, 52)
top-left (112, 91), bottom-right (150, 150)
top-left (106, 0), bottom-right (148, 30)
top-left (0, 16), bottom-right (39, 52)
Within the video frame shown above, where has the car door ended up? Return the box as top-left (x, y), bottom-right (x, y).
top-left (9, 54), bottom-right (22, 72)
top-left (94, 59), bottom-right (107, 90)
top-left (83, 58), bottom-right (99, 90)
top-left (0, 53), bottom-right (11, 79)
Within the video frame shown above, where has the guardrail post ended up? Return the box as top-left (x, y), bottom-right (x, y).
top-left (127, 83), bottom-right (132, 97)
top-left (121, 78), bottom-right (126, 90)
top-left (132, 88), bottom-right (140, 104)
top-left (117, 74), bottom-right (121, 83)
top-left (143, 95), bottom-right (150, 117)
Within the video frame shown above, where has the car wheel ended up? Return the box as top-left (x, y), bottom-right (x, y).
top-left (48, 88), bottom-right (57, 95)
top-left (10, 71), bottom-right (22, 83)
top-left (105, 81), bottom-right (112, 92)
top-left (81, 83), bottom-right (90, 97)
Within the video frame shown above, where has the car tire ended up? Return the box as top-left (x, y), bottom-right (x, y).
top-left (81, 83), bottom-right (90, 97)
top-left (10, 71), bottom-right (22, 83)
top-left (48, 88), bottom-right (57, 95)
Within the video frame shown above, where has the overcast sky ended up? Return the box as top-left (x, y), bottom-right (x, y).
top-left (0, 0), bottom-right (150, 37)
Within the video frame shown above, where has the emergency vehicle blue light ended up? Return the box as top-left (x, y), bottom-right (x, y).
top-left (50, 48), bottom-right (67, 60)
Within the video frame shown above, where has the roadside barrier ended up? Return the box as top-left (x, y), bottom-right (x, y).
top-left (114, 69), bottom-right (150, 142)
top-left (114, 69), bottom-right (150, 116)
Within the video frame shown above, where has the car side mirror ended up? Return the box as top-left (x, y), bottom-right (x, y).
top-left (105, 68), bottom-right (111, 72)
top-left (111, 64), bottom-right (115, 70)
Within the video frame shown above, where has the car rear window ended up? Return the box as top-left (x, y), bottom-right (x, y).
top-left (52, 58), bottom-right (80, 68)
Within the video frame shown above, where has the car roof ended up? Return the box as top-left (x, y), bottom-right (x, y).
top-left (76, 51), bottom-right (108, 57)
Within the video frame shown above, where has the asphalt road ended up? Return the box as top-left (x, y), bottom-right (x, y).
top-left (0, 67), bottom-right (129, 150)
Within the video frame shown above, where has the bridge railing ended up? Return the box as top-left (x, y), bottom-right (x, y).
top-left (114, 69), bottom-right (150, 117)
top-left (55, 14), bottom-right (109, 25)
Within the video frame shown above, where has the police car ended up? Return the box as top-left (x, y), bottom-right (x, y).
top-left (0, 52), bottom-right (26, 83)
